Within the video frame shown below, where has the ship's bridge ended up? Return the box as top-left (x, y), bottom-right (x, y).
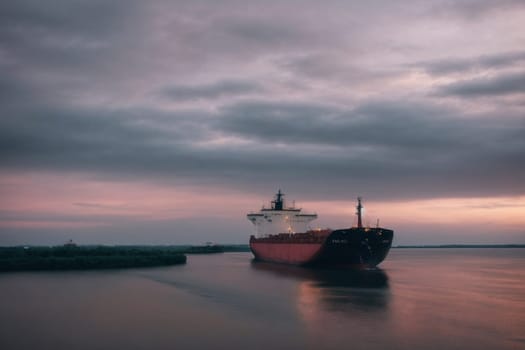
top-left (247, 190), bottom-right (317, 237)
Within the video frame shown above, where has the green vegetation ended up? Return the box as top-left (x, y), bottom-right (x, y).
top-left (187, 245), bottom-right (224, 254)
top-left (186, 244), bottom-right (250, 254)
top-left (0, 246), bottom-right (186, 272)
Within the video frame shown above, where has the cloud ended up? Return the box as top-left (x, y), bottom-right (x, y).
top-left (1, 97), bottom-right (524, 200)
top-left (214, 16), bottom-right (312, 47)
top-left (0, 104), bottom-right (215, 174)
top-left (436, 71), bottom-right (525, 97)
top-left (0, 0), bottom-right (524, 202)
top-left (430, 0), bottom-right (525, 20)
top-left (414, 51), bottom-right (525, 75)
top-left (277, 54), bottom-right (399, 84)
top-left (160, 80), bottom-right (264, 101)
top-left (72, 202), bottom-right (130, 210)
top-left (0, 0), bottom-right (136, 67)
top-left (216, 99), bottom-right (503, 152)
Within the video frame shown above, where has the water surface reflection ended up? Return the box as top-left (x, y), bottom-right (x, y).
top-left (2, 250), bottom-right (522, 350)
top-left (251, 261), bottom-right (390, 311)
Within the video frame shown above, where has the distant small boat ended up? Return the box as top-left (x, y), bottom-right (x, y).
top-left (248, 190), bottom-right (393, 268)
top-left (63, 239), bottom-right (77, 247)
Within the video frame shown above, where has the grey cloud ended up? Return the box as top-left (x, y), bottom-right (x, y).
top-left (0, 73), bottom-right (34, 104)
top-left (427, 0), bottom-right (525, 20)
top-left (0, 0), bottom-right (134, 63)
top-left (436, 71), bottom-right (525, 97)
top-left (1, 0), bottom-right (524, 204)
top-left (0, 210), bottom-right (130, 224)
top-left (0, 0), bottom-right (149, 108)
top-left (277, 54), bottom-right (396, 83)
top-left (414, 51), bottom-right (525, 75)
top-left (218, 100), bottom-right (481, 151)
top-left (160, 80), bottom-right (264, 101)
top-left (214, 99), bottom-right (525, 198)
top-left (217, 17), bottom-right (309, 46)
top-left (0, 0), bottom-right (128, 31)
top-left (0, 104), bottom-right (214, 174)
top-left (165, 14), bottom-right (337, 64)
top-left (1, 98), bottom-right (523, 200)
top-left (0, 0), bottom-right (348, 110)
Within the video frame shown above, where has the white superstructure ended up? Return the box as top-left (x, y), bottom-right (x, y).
top-left (247, 190), bottom-right (317, 237)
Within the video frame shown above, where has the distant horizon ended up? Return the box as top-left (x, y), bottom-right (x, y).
top-left (2, 242), bottom-right (525, 248)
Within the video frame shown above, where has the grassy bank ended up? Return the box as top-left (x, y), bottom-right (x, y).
top-left (186, 244), bottom-right (250, 254)
top-left (0, 246), bottom-right (187, 272)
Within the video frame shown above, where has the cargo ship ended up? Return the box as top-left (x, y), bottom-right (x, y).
top-left (248, 190), bottom-right (393, 268)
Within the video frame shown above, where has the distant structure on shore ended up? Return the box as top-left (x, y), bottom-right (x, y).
top-left (64, 239), bottom-right (77, 247)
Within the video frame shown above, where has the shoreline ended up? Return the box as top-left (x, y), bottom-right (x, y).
top-left (0, 246), bottom-right (187, 272)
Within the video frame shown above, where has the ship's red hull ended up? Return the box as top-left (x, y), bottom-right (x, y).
top-left (250, 241), bottom-right (324, 265)
top-left (250, 230), bottom-right (330, 265)
top-left (250, 228), bottom-right (393, 268)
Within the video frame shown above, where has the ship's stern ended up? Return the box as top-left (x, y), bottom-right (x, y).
top-left (312, 228), bottom-right (393, 268)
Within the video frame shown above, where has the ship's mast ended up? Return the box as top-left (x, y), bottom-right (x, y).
top-left (272, 189), bottom-right (284, 210)
top-left (356, 197), bottom-right (363, 228)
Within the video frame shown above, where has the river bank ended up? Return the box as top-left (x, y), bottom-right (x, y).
top-left (0, 246), bottom-right (187, 272)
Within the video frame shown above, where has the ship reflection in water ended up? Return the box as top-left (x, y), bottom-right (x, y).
top-left (251, 261), bottom-right (390, 326)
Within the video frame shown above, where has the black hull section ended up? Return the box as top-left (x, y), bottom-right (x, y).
top-left (308, 227), bottom-right (393, 268)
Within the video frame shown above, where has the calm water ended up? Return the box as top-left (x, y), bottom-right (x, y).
top-left (1, 249), bottom-right (524, 350)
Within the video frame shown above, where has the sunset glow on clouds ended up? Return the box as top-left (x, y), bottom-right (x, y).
top-left (1, 0), bottom-right (524, 245)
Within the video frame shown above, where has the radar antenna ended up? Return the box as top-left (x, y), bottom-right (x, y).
top-left (356, 197), bottom-right (363, 228)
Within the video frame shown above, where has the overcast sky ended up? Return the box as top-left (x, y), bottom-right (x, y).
top-left (1, 0), bottom-right (524, 245)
